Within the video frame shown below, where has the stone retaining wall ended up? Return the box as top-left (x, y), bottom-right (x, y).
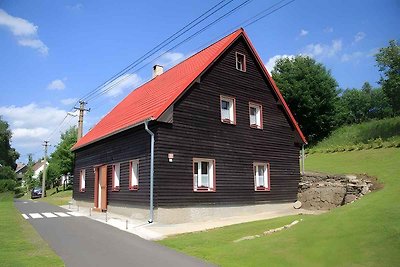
top-left (298, 172), bottom-right (375, 210)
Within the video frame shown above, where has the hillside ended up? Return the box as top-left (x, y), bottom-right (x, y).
top-left (309, 116), bottom-right (400, 153)
top-left (160, 148), bottom-right (400, 266)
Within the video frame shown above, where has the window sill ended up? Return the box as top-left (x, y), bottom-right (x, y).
top-left (194, 187), bottom-right (215, 192)
top-left (129, 186), bottom-right (138, 191)
top-left (250, 124), bottom-right (263, 129)
top-left (221, 119), bottom-right (235, 125)
top-left (235, 68), bottom-right (246, 72)
top-left (79, 189), bottom-right (86, 193)
top-left (255, 186), bottom-right (270, 191)
top-left (112, 187), bottom-right (120, 192)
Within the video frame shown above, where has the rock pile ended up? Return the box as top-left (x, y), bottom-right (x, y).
top-left (297, 172), bottom-right (375, 210)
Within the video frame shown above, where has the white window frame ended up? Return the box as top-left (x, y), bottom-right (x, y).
top-left (112, 163), bottom-right (120, 191)
top-left (79, 169), bottom-right (86, 192)
top-left (236, 52), bottom-right (246, 72)
top-left (249, 102), bottom-right (263, 129)
top-left (220, 95), bottom-right (236, 124)
top-left (193, 158), bottom-right (216, 192)
top-left (253, 162), bottom-right (270, 191)
top-left (129, 160), bottom-right (139, 190)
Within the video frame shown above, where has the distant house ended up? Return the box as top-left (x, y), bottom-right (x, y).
top-left (71, 29), bottom-right (307, 223)
top-left (32, 160), bottom-right (48, 180)
top-left (15, 163), bottom-right (28, 183)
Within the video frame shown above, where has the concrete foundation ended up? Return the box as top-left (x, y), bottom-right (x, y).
top-left (74, 200), bottom-right (296, 224)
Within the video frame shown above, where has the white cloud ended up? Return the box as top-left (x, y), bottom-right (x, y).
top-left (303, 39), bottom-right (342, 58)
top-left (18, 38), bottom-right (48, 55)
top-left (66, 3), bottom-right (83, 11)
top-left (265, 54), bottom-right (295, 72)
top-left (155, 52), bottom-right (187, 68)
top-left (299, 29), bottom-right (308, 37)
top-left (0, 9), bottom-right (48, 55)
top-left (47, 79), bottom-right (66, 90)
top-left (341, 51), bottom-right (364, 62)
top-left (105, 73), bottom-right (142, 97)
top-left (324, 27), bottom-right (333, 33)
top-left (0, 103), bottom-right (78, 154)
top-left (61, 98), bottom-right (78, 105)
top-left (353, 32), bottom-right (366, 44)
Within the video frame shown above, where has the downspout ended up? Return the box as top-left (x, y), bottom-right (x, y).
top-left (144, 120), bottom-right (154, 223)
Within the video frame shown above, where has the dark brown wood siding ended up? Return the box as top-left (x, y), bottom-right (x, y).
top-left (154, 37), bottom-right (301, 207)
top-left (73, 124), bottom-right (155, 207)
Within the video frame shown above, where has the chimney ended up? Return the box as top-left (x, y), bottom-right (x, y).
top-left (152, 64), bottom-right (164, 78)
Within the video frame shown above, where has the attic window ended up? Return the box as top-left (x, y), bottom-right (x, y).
top-left (220, 96), bottom-right (236, 124)
top-left (249, 103), bottom-right (263, 129)
top-left (236, 52), bottom-right (246, 72)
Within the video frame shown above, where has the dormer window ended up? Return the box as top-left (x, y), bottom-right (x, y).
top-left (236, 52), bottom-right (246, 72)
top-left (249, 102), bottom-right (263, 129)
top-left (220, 96), bottom-right (236, 124)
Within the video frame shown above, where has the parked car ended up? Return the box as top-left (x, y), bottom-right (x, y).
top-left (31, 187), bottom-right (46, 199)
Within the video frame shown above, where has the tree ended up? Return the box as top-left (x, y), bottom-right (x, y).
top-left (375, 40), bottom-right (400, 115)
top-left (271, 56), bottom-right (339, 143)
top-left (336, 82), bottom-right (393, 125)
top-left (0, 116), bottom-right (19, 169)
top-left (46, 127), bottom-right (77, 187)
top-left (23, 154), bottom-right (37, 190)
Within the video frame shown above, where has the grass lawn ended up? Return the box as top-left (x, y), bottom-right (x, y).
top-left (0, 192), bottom-right (64, 267)
top-left (20, 187), bottom-right (72, 206)
top-left (160, 148), bottom-right (400, 266)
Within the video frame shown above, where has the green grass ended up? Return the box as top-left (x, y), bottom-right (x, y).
top-left (20, 187), bottom-right (72, 206)
top-left (0, 192), bottom-right (64, 267)
top-left (311, 116), bottom-right (400, 152)
top-left (160, 148), bottom-right (400, 266)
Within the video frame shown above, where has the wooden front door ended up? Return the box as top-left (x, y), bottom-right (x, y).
top-left (94, 165), bottom-right (107, 211)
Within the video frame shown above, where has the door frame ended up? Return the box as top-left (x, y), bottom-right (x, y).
top-left (94, 165), bottom-right (107, 211)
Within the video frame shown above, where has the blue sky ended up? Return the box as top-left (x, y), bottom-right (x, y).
top-left (0, 0), bottom-right (399, 163)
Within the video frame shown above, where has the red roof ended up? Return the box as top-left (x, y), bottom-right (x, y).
top-left (72, 29), bottom-right (306, 150)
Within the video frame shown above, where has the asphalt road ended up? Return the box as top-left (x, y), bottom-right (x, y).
top-left (14, 199), bottom-right (213, 267)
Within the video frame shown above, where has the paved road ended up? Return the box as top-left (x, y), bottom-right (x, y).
top-left (14, 199), bottom-right (212, 267)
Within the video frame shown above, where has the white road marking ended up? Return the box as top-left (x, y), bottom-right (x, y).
top-left (67, 211), bottom-right (83, 216)
top-left (54, 212), bottom-right (70, 217)
top-left (29, 213), bottom-right (43, 219)
top-left (22, 214), bottom-right (29, 219)
top-left (42, 212), bottom-right (58, 218)
top-left (23, 201), bottom-right (28, 204)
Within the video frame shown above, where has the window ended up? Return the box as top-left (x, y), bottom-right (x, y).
top-left (112, 163), bottom-right (120, 191)
top-left (220, 96), bottom-right (236, 124)
top-left (79, 169), bottom-right (86, 192)
top-left (236, 52), bottom-right (246, 72)
top-left (193, 158), bottom-right (215, 192)
top-left (254, 163), bottom-right (270, 191)
top-left (129, 160), bottom-right (139, 190)
top-left (249, 103), bottom-right (263, 129)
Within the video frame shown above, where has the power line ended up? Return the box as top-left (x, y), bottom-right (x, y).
top-left (85, 0), bottom-right (254, 102)
top-left (79, 0), bottom-right (235, 103)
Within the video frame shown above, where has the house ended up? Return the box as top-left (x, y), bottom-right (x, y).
top-left (15, 163), bottom-right (28, 183)
top-left (71, 28), bottom-right (307, 223)
top-left (32, 160), bottom-right (48, 180)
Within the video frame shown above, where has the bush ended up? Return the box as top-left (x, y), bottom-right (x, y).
top-left (14, 186), bottom-right (26, 198)
top-left (0, 179), bottom-right (17, 193)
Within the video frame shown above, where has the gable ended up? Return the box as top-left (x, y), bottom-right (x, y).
top-left (72, 29), bottom-right (306, 151)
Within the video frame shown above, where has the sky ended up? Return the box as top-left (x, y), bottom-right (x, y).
top-left (0, 0), bottom-right (399, 163)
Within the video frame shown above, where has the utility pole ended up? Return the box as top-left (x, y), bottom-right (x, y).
top-left (41, 141), bottom-right (49, 198)
top-left (74, 100), bottom-right (90, 140)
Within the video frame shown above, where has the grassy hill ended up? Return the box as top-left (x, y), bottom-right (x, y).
top-left (160, 148), bottom-right (400, 266)
top-left (309, 116), bottom-right (400, 153)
